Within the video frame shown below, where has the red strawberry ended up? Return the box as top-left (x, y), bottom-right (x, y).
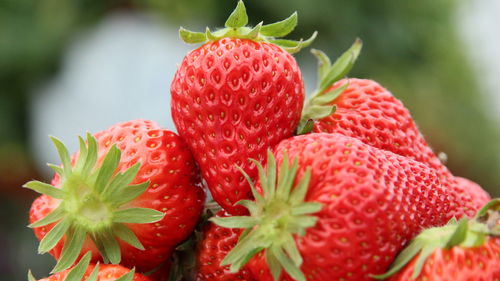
top-left (171, 0), bottom-right (315, 214)
top-left (26, 120), bottom-right (205, 273)
top-left (377, 199), bottom-right (500, 281)
top-left (196, 210), bottom-right (254, 281)
top-left (298, 50), bottom-right (490, 217)
top-left (32, 252), bottom-right (151, 281)
top-left (212, 133), bottom-right (474, 281)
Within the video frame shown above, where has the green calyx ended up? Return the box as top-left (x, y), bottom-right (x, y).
top-left (28, 252), bottom-right (136, 281)
top-left (374, 199), bottom-right (500, 280)
top-left (296, 39), bottom-right (363, 135)
top-left (179, 0), bottom-right (317, 54)
top-left (24, 134), bottom-right (165, 273)
top-left (210, 151), bottom-right (322, 281)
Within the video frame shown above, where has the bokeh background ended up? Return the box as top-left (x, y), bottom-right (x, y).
top-left (1, 0), bottom-right (499, 279)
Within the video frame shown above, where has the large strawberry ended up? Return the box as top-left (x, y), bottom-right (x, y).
top-left (298, 50), bottom-right (490, 218)
top-left (171, 0), bottom-right (315, 214)
top-left (212, 133), bottom-right (474, 281)
top-left (376, 199), bottom-right (500, 281)
top-left (30, 252), bottom-right (151, 281)
top-left (26, 120), bottom-right (205, 273)
top-left (196, 210), bottom-right (254, 281)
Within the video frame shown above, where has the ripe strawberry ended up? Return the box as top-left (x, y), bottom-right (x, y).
top-left (298, 50), bottom-right (490, 217)
top-left (31, 252), bottom-right (151, 281)
top-left (377, 199), bottom-right (500, 281)
top-left (212, 133), bottom-right (475, 281)
top-left (196, 210), bottom-right (254, 281)
top-left (26, 120), bottom-right (205, 273)
top-left (171, 0), bottom-right (315, 214)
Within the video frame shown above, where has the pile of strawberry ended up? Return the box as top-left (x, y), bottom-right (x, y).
top-left (24, 1), bottom-right (500, 281)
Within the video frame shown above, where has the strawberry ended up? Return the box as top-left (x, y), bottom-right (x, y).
top-left (298, 49), bottom-right (490, 218)
top-left (196, 210), bottom-right (254, 281)
top-left (212, 133), bottom-right (475, 281)
top-left (376, 199), bottom-right (500, 281)
top-left (171, 0), bottom-right (315, 214)
top-left (30, 252), bottom-right (151, 281)
top-left (26, 120), bottom-right (205, 273)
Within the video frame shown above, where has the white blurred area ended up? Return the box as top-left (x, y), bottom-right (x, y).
top-left (30, 12), bottom-right (191, 177)
top-left (457, 0), bottom-right (500, 121)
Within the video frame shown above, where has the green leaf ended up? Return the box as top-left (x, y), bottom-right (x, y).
top-left (312, 81), bottom-right (348, 106)
top-left (75, 136), bottom-right (88, 172)
top-left (85, 263), bottom-right (99, 281)
top-left (252, 159), bottom-right (269, 198)
top-left (445, 218), bottom-right (468, 248)
top-left (52, 227), bottom-right (87, 273)
top-left (225, 0), bottom-right (248, 28)
top-left (266, 150), bottom-right (277, 199)
top-left (210, 216), bottom-right (259, 229)
top-left (373, 239), bottom-right (425, 279)
top-left (296, 119), bottom-right (315, 135)
top-left (221, 230), bottom-right (265, 268)
top-left (81, 133), bottom-right (98, 178)
top-left (236, 165), bottom-right (264, 205)
top-left (266, 248), bottom-right (282, 281)
top-left (311, 49), bottom-right (332, 83)
top-left (47, 163), bottom-right (64, 176)
top-left (283, 233), bottom-right (302, 266)
top-left (23, 181), bottom-right (64, 199)
top-left (102, 162), bottom-right (141, 198)
top-left (244, 22), bottom-right (262, 40)
top-left (304, 104), bottom-right (336, 120)
top-left (271, 245), bottom-right (305, 281)
top-left (261, 12), bottom-right (297, 37)
top-left (38, 218), bottom-right (71, 254)
top-left (29, 206), bottom-right (65, 228)
top-left (50, 136), bottom-right (73, 176)
top-left (179, 27), bottom-right (207, 44)
top-left (115, 268), bottom-right (135, 281)
top-left (271, 31), bottom-right (317, 54)
top-left (65, 252), bottom-right (92, 281)
top-left (28, 270), bottom-right (36, 281)
top-left (289, 168), bottom-right (311, 205)
top-left (108, 182), bottom-right (150, 207)
top-left (236, 200), bottom-right (259, 216)
top-left (113, 208), bottom-right (165, 224)
top-left (114, 224), bottom-right (145, 250)
top-left (319, 38), bottom-right (362, 93)
top-left (99, 231), bottom-right (121, 264)
top-left (94, 145), bottom-right (121, 194)
top-left (411, 245), bottom-right (436, 279)
top-left (291, 202), bottom-right (322, 216)
top-left (290, 215), bottom-right (318, 230)
top-left (474, 199), bottom-right (500, 219)
top-left (278, 155), bottom-right (298, 201)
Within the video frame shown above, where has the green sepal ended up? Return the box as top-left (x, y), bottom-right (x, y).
top-left (261, 12), bottom-right (297, 37)
top-left (115, 268), bottom-right (135, 281)
top-left (475, 198), bottom-right (500, 219)
top-left (297, 38), bottom-right (363, 135)
top-left (445, 218), bottom-right (468, 248)
top-left (179, 27), bottom-right (207, 44)
top-left (214, 151), bottom-right (320, 281)
top-left (28, 270), bottom-right (36, 281)
top-left (113, 208), bottom-right (165, 224)
top-left (178, 0), bottom-right (315, 55)
top-left (38, 218), bottom-right (71, 254)
top-left (113, 223), bottom-right (145, 250)
top-left (225, 0), bottom-right (248, 28)
top-left (50, 136), bottom-right (72, 177)
top-left (81, 132), bottom-right (98, 178)
top-left (85, 263), bottom-right (100, 281)
top-left (372, 239), bottom-right (425, 279)
top-left (65, 252), bottom-right (92, 281)
top-left (98, 231), bottom-right (121, 264)
top-left (75, 136), bottom-right (89, 172)
top-left (24, 181), bottom-right (65, 199)
top-left (52, 227), bottom-right (87, 273)
top-left (94, 145), bottom-right (121, 194)
top-left (47, 163), bottom-right (64, 176)
top-left (29, 206), bottom-right (65, 228)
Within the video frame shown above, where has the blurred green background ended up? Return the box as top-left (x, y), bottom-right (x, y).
top-left (1, 0), bottom-right (499, 279)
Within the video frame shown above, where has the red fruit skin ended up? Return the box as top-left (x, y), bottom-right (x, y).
top-left (38, 263), bottom-right (152, 281)
top-left (171, 38), bottom-right (304, 214)
top-left (196, 211), bottom-right (255, 281)
top-left (312, 78), bottom-right (490, 218)
top-left (29, 120), bottom-right (206, 272)
top-left (388, 237), bottom-right (500, 281)
top-left (248, 133), bottom-right (472, 281)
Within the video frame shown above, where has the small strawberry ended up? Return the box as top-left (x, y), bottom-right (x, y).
top-left (298, 50), bottom-right (490, 218)
top-left (26, 120), bottom-right (205, 273)
top-left (196, 210), bottom-right (254, 281)
top-left (376, 199), bottom-right (500, 281)
top-left (171, 0), bottom-right (315, 214)
top-left (30, 252), bottom-right (151, 281)
top-left (212, 133), bottom-right (473, 281)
